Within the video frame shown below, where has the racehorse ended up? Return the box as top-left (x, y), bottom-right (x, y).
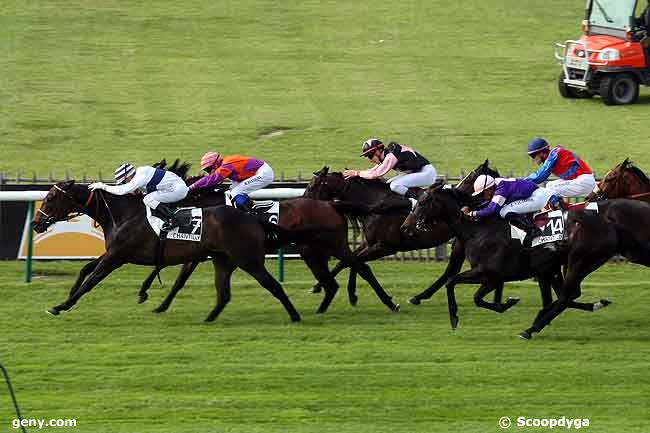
top-left (304, 161), bottom-right (512, 305)
top-left (520, 196), bottom-right (650, 339)
top-left (402, 185), bottom-right (609, 329)
top-left (132, 170), bottom-right (400, 314)
top-left (31, 181), bottom-right (302, 322)
top-left (586, 158), bottom-right (650, 202)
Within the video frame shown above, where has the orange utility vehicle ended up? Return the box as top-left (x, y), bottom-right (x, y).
top-left (556, 0), bottom-right (650, 105)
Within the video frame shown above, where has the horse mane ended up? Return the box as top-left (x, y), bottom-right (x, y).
top-left (621, 159), bottom-right (650, 185)
top-left (152, 158), bottom-right (192, 180)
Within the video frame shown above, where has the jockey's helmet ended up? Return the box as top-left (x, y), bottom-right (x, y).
top-left (360, 138), bottom-right (384, 157)
top-left (527, 137), bottom-right (549, 156)
top-left (472, 174), bottom-right (496, 196)
top-left (114, 162), bottom-right (136, 185)
top-left (200, 151), bottom-right (222, 171)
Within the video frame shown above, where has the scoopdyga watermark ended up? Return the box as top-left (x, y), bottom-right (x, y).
top-left (499, 416), bottom-right (590, 429)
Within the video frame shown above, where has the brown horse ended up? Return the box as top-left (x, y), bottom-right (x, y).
top-left (520, 196), bottom-right (650, 339)
top-left (586, 158), bottom-right (650, 202)
top-left (32, 181), bottom-right (302, 322)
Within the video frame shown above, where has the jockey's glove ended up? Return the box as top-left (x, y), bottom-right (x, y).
top-left (88, 182), bottom-right (107, 191)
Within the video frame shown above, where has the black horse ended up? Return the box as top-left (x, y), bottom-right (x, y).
top-left (304, 161), bottom-right (511, 305)
top-left (401, 185), bottom-right (609, 329)
top-left (31, 181), bottom-right (303, 322)
top-left (520, 197), bottom-right (650, 339)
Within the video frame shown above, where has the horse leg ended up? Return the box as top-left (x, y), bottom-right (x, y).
top-left (48, 255), bottom-right (123, 315)
top-left (138, 265), bottom-right (164, 304)
top-left (204, 256), bottom-right (236, 322)
top-left (349, 258), bottom-right (398, 311)
top-left (302, 253), bottom-right (340, 313)
top-left (241, 262), bottom-right (301, 322)
top-left (444, 267), bottom-right (487, 329)
top-left (348, 242), bottom-right (397, 306)
top-left (310, 259), bottom-right (348, 294)
top-left (549, 272), bottom-right (608, 312)
top-left (408, 240), bottom-right (465, 305)
top-left (521, 253), bottom-right (612, 339)
top-left (67, 257), bottom-right (101, 297)
top-left (153, 261), bottom-right (200, 314)
top-left (473, 281), bottom-right (520, 313)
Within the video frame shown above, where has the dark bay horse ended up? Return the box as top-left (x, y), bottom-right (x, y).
top-left (586, 158), bottom-right (650, 202)
top-left (153, 196), bottom-right (399, 315)
top-left (520, 197), bottom-right (650, 339)
top-left (32, 181), bottom-right (302, 322)
top-left (402, 186), bottom-right (609, 329)
top-left (304, 162), bottom-right (506, 304)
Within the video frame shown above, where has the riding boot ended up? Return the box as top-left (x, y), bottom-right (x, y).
top-left (505, 213), bottom-right (542, 247)
top-left (404, 189), bottom-right (419, 208)
top-left (152, 203), bottom-right (178, 231)
top-left (233, 194), bottom-right (253, 213)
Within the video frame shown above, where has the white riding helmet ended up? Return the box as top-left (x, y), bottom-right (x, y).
top-left (472, 174), bottom-right (496, 196)
top-left (114, 162), bottom-right (136, 184)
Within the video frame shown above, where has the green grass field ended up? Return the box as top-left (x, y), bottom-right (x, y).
top-left (2, 0), bottom-right (650, 180)
top-left (0, 260), bottom-right (649, 432)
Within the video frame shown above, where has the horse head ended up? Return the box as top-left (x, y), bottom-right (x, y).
top-left (304, 166), bottom-right (348, 200)
top-left (455, 159), bottom-right (500, 197)
top-left (31, 181), bottom-right (90, 233)
top-left (402, 183), bottom-right (464, 235)
top-left (588, 158), bottom-right (650, 201)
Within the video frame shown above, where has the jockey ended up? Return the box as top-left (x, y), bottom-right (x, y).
top-left (88, 162), bottom-right (189, 230)
top-left (462, 174), bottom-right (552, 246)
top-left (525, 138), bottom-right (596, 202)
top-left (342, 139), bottom-right (437, 203)
top-left (188, 152), bottom-right (274, 212)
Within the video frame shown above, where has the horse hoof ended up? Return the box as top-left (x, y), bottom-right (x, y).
top-left (450, 316), bottom-right (459, 330)
top-left (518, 331), bottom-right (532, 340)
top-left (393, 304), bottom-right (400, 312)
top-left (349, 297), bottom-right (358, 307)
top-left (594, 298), bottom-right (612, 311)
top-left (152, 307), bottom-right (167, 314)
top-left (46, 308), bottom-right (60, 316)
top-left (407, 297), bottom-right (421, 306)
top-left (507, 297), bottom-right (520, 306)
top-left (138, 294), bottom-right (148, 304)
top-left (291, 315), bottom-right (301, 322)
top-left (309, 286), bottom-right (322, 294)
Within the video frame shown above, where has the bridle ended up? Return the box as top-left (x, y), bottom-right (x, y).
top-left (36, 185), bottom-right (116, 228)
top-left (593, 166), bottom-right (650, 201)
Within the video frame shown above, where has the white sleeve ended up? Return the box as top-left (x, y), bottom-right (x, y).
top-left (104, 169), bottom-right (148, 195)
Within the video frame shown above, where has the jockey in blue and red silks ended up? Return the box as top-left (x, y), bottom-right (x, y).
top-left (525, 138), bottom-right (596, 202)
top-left (188, 152), bottom-right (274, 212)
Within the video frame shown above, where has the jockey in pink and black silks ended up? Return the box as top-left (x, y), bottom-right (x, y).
top-left (342, 139), bottom-right (437, 202)
top-left (188, 152), bottom-right (274, 212)
top-left (525, 138), bottom-right (596, 199)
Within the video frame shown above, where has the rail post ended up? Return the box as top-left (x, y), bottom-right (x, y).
top-left (25, 201), bottom-right (34, 283)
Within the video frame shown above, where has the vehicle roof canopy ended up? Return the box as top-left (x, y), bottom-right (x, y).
top-left (586, 0), bottom-right (639, 31)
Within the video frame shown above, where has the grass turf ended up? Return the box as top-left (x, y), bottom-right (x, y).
top-left (0, 259), bottom-right (648, 432)
top-left (2, 0), bottom-right (650, 180)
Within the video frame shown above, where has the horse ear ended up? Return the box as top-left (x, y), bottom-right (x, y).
top-left (324, 166), bottom-right (329, 174)
top-left (483, 159), bottom-right (489, 167)
top-left (623, 157), bottom-right (631, 167)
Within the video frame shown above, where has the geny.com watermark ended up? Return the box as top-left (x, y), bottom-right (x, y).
top-left (499, 416), bottom-right (590, 429)
top-left (12, 418), bottom-right (77, 430)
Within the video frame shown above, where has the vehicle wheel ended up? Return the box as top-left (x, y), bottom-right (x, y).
top-left (558, 73), bottom-right (593, 99)
top-left (599, 73), bottom-right (639, 105)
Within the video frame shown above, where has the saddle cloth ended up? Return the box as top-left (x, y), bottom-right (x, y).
top-left (146, 207), bottom-right (203, 242)
top-left (510, 202), bottom-right (598, 247)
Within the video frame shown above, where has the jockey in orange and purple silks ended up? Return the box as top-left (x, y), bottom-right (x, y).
top-left (188, 152), bottom-right (274, 212)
